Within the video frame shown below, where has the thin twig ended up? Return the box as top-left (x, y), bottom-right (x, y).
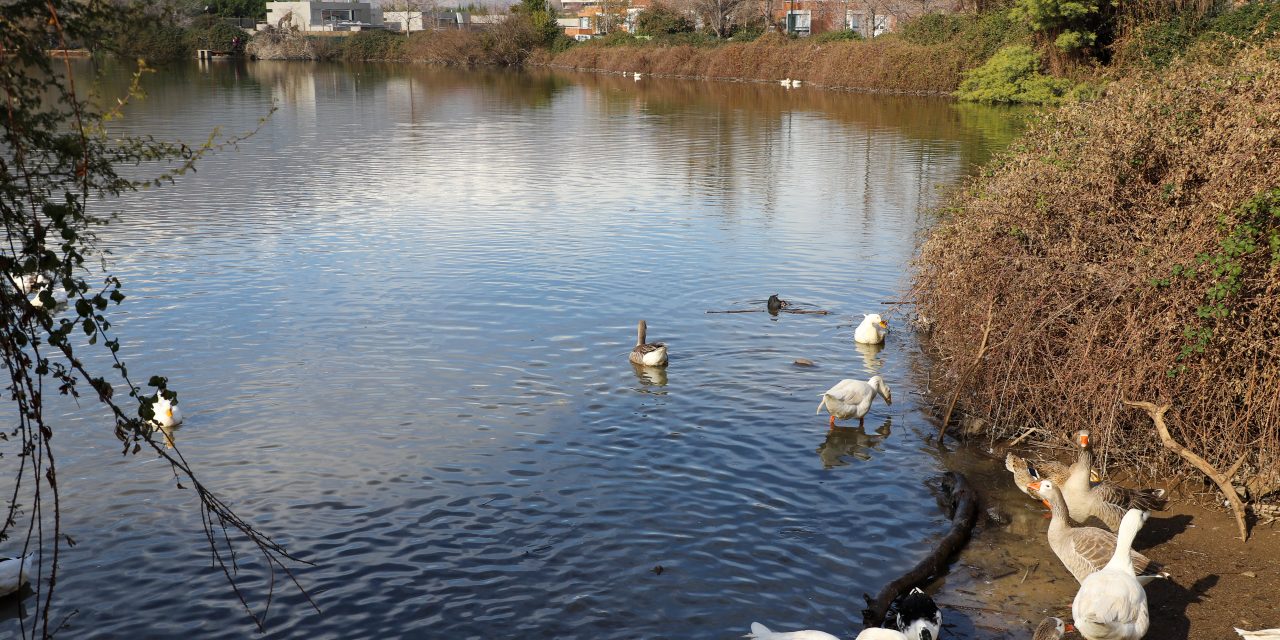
top-left (938, 299), bottom-right (996, 444)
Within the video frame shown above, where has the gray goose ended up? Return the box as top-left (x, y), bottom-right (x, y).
top-left (1032, 617), bottom-right (1072, 640)
top-left (1029, 479), bottom-right (1168, 585)
top-left (1061, 429), bottom-right (1167, 530)
top-left (628, 320), bottom-right (668, 367)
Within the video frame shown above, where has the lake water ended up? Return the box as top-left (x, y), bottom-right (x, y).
top-left (6, 61), bottom-right (1033, 639)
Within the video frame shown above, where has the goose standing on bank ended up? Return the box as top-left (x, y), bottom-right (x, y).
top-left (817, 375), bottom-right (892, 428)
top-left (1062, 429), bottom-right (1168, 530)
top-left (1072, 508), bottom-right (1150, 640)
top-left (0, 554), bottom-right (34, 597)
top-left (629, 320), bottom-right (668, 367)
top-left (1006, 452), bottom-right (1100, 501)
top-left (745, 622), bottom-right (839, 639)
top-left (854, 314), bottom-right (889, 345)
top-left (1029, 479), bottom-right (1167, 585)
top-left (896, 587), bottom-right (941, 640)
top-left (1032, 617), bottom-right (1073, 640)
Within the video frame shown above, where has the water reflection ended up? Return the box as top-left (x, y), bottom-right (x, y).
top-left (631, 363), bottom-right (668, 388)
top-left (817, 418), bottom-right (892, 468)
top-left (855, 340), bottom-right (886, 374)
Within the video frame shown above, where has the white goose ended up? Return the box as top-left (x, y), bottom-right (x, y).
top-left (745, 622), bottom-right (840, 639)
top-left (854, 314), bottom-right (889, 345)
top-left (1237, 630), bottom-right (1280, 639)
top-left (0, 554), bottom-right (34, 597)
top-left (817, 375), bottom-right (892, 428)
top-left (1072, 508), bottom-right (1150, 640)
top-left (150, 392), bottom-right (183, 429)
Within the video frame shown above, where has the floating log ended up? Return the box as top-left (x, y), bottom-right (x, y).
top-left (705, 309), bottom-right (830, 315)
top-left (861, 471), bottom-right (978, 627)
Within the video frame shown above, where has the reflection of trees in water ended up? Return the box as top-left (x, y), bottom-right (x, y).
top-left (816, 417), bottom-right (891, 468)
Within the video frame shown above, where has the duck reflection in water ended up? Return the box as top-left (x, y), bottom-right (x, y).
top-left (816, 417), bottom-right (891, 469)
top-left (631, 362), bottom-right (668, 388)
top-left (149, 422), bottom-right (180, 450)
top-left (854, 340), bottom-right (885, 374)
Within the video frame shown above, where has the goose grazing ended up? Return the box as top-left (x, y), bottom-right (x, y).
top-left (150, 392), bottom-right (183, 429)
top-left (0, 554), bottom-right (34, 597)
top-left (854, 314), bottom-right (889, 345)
top-left (1237, 630), bottom-right (1280, 639)
top-left (628, 320), bottom-right (668, 367)
top-left (1062, 429), bottom-right (1168, 531)
top-left (895, 587), bottom-right (941, 640)
top-left (1072, 509), bottom-right (1150, 640)
top-left (1006, 452), bottom-right (1099, 501)
top-left (745, 622), bottom-right (839, 639)
top-left (817, 375), bottom-right (891, 428)
top-left (768, 294), bottom-right (790, 314)
top-left (1032, 617), bottom-right (1074, 640)
top-left (1029, 479), bottom-right (1167, 585)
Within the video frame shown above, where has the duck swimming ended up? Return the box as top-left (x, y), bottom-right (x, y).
top-left (854, 314), bottom-right (889, 345)
top-left (628, 320), bottom-right (668, 367)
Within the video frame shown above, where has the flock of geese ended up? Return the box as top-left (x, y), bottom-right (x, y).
top-left (630, 301), bottom-right (1274, 640)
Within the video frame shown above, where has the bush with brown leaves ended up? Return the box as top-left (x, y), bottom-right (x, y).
top-left (913, 43), bottom-right (1280, 498)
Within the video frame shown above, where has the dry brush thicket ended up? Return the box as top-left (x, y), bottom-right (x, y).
top-left (913, 43), bottom-right (1280, 500)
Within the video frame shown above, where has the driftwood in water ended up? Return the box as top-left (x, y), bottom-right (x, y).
top-left (705, 309), bottom-right (830, 315)
top-left (861, 471), bottom-right (978, 627)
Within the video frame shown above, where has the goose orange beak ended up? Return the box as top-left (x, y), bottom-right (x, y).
top-left (879, 320), bottom-right (887, 328)
top-left (1079, 434), bottom-right (1089, 447)
top-left (1027, 480), bottom-right (1042, 493)
top-left (1065, 624), bottom-right (1075, 633)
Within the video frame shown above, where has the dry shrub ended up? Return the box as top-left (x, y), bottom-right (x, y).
top-left (247, 27), bottom-right (321, 60)
top-left (405, 30), bottom-right (488, 66)
top-left (913, 43), bottom-right (1280, 496)
top-left (545, 33), bottom-right (973, 94)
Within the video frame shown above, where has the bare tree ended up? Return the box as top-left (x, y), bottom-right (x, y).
top-left (382, 0), bottom-right (439, 31)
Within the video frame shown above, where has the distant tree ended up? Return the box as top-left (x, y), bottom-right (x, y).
top-left (208, 0), bottom-right (268, 19)
top-left (512, 0), bottom-right (561, 45)
top-left (383, 0), bottom-right (440, 31)
top-left (2, 1), bottom-right (312, 636)
top-left (1013, 0), bottom-right (1105, 59)
top-left (637, 3), bottom-right (695, 35)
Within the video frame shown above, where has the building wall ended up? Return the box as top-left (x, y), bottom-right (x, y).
top-left (265, 1), bottom-right (381, 31)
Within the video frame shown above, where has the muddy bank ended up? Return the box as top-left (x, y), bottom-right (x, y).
top-left (934, 444), bottom-right (1280, 639)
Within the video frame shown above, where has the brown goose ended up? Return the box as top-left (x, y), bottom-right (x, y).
top-left (1062, 429), bottom-right (1167, 530)
top-left (1006, 452), bottom-right (1099, 501)
top-left (628, 320), bottom-right (668, 367)
top-left (1032, 617), bottom-right (1073, 640)
top-left (1029, 479), bottom-right (1167, 585)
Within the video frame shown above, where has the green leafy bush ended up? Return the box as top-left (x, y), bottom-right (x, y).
top-left (955, 44), bottom-right (1072, 104)
top-left (339, 30), bottom-right (406, 61)
top-left (1012, 0), bottom-right (1102, 53)
top-left (184, 16), bottom-right (249, 52)
top-left (637, 3), bottom-right (695, 36)
top-left (113, 18), bottom-right (188, 62)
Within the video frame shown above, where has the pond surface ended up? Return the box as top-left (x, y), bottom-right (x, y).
top-left (8, 61), bottom-right (1029, 639)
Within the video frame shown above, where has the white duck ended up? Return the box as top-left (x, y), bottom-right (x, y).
top-left (633, 72), bottom-right (643, 81)
top-left (0, 554), bottom-right (34, 597)
top-left (817, 375), bottom-right (892, 428)
top-left (1033, 617), bottom-right (1073, 640)
top-left (857, 630), bottom-right (907, 640)
top-left (895, 588), bottom-right (941, 640)
top-left (150, 392), bottom-right (183, 429)
top-left (628, 320), bottom-right (668, 367)
top-left (745, 622), bottom-right (840, 639)
top-left (854, 314), bottom-right (889, 345)
top-left (780, 78), bottom-right (793, 87)
top-left (1072, 508), bottom-right (1150, 640)
top-left (1237, 630), bottom-right (1280, 639)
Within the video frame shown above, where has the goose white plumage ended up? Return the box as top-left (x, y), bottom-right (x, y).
top-left (745, 622), bottom-right (840, 639)
top-left (633, 72), bottom-right (643, 81)
top-left (0, 554), bottom-right (35, 597)
top-left (1072, 508), bottom-right (1150, 640)
top-left (854, 314), bottom-right (889, 344)
top-left (1237, 630), bottom-right (1280, 639)
top-left (857, 630), bottom-right (907, 640)
top-left (150, 392), bottom-right (183, 428)
top-left (895, 588), bottom-right (941, 640)
top-left (817, 375), bottom-right (892, 428)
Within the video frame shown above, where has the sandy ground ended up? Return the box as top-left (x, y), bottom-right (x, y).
top-left (928, 446), bottom-right (1280, 640)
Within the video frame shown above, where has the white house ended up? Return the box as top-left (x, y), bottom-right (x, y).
top-left (263, 1), bottom-right (386, 31)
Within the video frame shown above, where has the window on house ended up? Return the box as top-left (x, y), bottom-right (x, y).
top-left (786, 10), bottom-right (810, 36)
top-left (845, 10), bottom-right (860, 31)
top-left (579, 16), bottom-right (590, 29)
top-left (321, 9), bottom-right (354, 22)
top-left (873, 14), bottom-right (888, 36)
